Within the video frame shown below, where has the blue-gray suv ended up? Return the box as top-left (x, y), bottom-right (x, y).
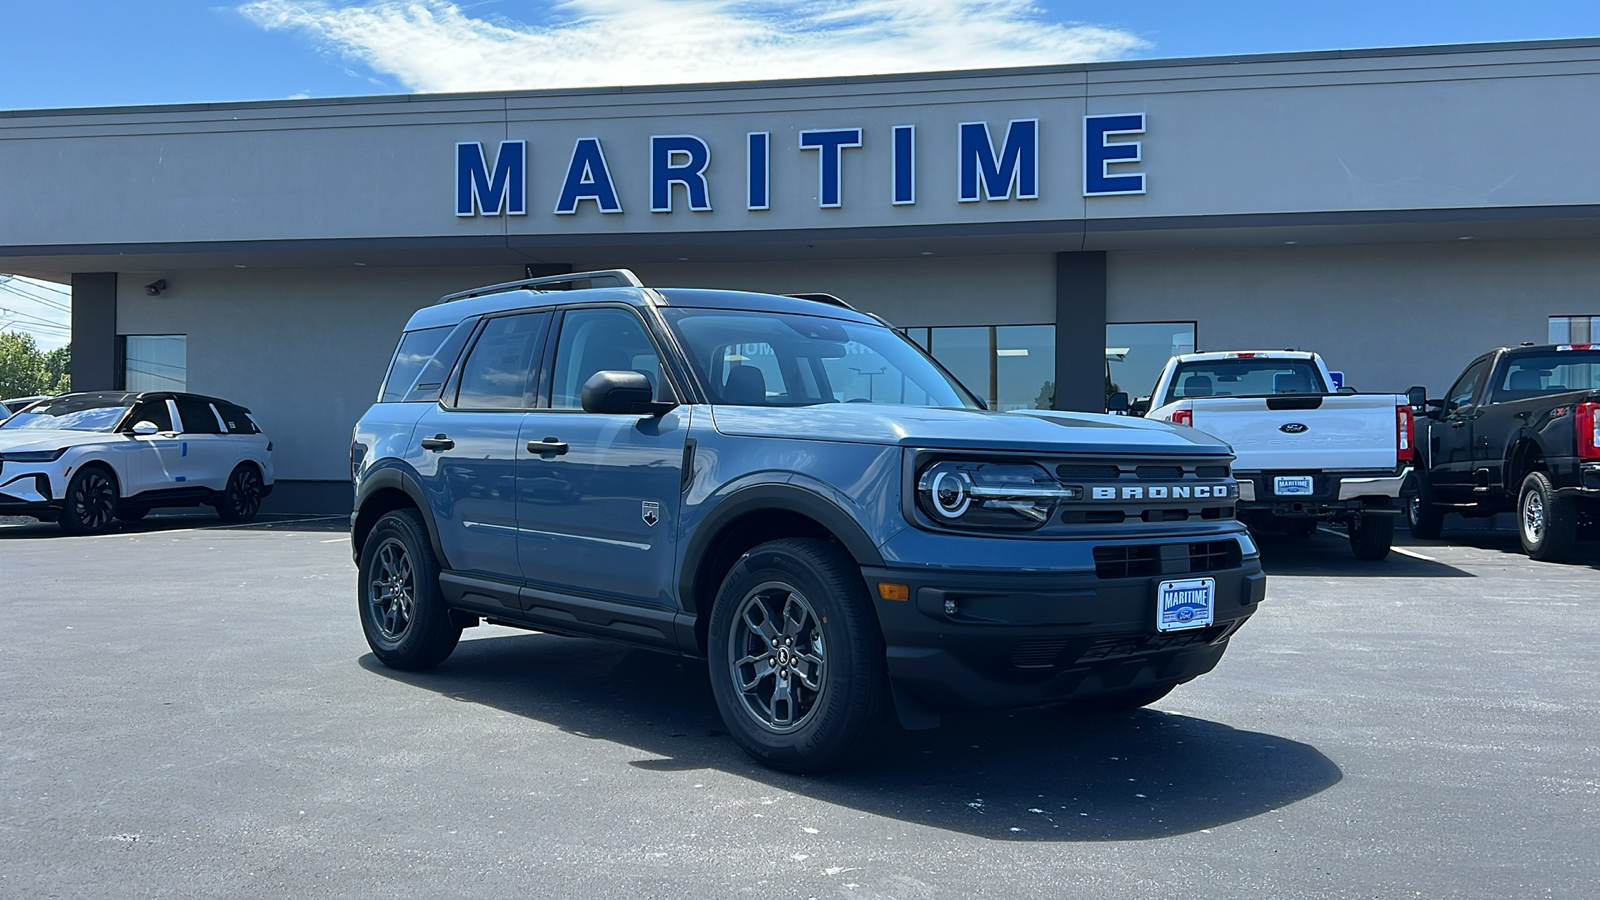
top-left (351, 270), bottom-right (1266, 772)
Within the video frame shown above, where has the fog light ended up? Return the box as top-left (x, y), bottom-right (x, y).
top-left (943, 599), bottom-right (958, 616)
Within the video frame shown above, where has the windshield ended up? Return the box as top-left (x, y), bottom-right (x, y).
top-left (1166, 358), bottom-right (1327, 403)
top-left (663, 309), bottom-right (981, 408)
top-left (0, 396), bottom-right (131, 432)
top-left (1494, 351), bottom-right (1600, 401)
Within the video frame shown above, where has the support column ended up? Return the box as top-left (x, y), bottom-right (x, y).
top-left (70, 272), bottom-right (118, 391)
top-left (1053, 251), bottom-right (1108, 413)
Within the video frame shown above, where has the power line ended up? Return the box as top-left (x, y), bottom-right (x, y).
top-left (0, 307), bottom-right (71, 330)
top-left (2, 276), bottom-right (70, 296)
top-left (0, 281), bottom-right (72, 313)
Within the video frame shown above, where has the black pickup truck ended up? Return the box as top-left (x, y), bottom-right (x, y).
top-left (1408, 344), bottom-right (1600, 560)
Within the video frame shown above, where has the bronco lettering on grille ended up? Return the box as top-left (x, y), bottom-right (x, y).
top-left (1091, 485), bottom-right (1230, 500)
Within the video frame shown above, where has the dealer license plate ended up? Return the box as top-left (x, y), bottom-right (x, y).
top-left (1157, 578), bottom-right (1216, 633)
top-left (1274, 475), bottom-right (1314, 496)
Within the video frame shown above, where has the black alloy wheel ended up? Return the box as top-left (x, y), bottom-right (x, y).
top-left (357, 508), bottom-right (461, 669)
top-left (215, 465), bottom-right (264, 522)
top-left (707, 537), bottom-right (888, 773)
top-left (60, 466), bottom-right (119, 535)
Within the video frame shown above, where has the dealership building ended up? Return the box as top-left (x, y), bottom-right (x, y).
top-left (3, 38), bottom-right (1600, 512)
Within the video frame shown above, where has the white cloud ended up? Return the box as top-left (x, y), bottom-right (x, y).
top-left (239, 0), bottom-right (1148, 93)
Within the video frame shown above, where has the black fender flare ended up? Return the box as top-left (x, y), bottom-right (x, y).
top-left (353, 465), bottom-right (450, 568)
top-left (678, 482), bottom-right (886, 616)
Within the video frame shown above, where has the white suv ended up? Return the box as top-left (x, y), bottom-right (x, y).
top-left (0, 391), bottom-right (275, 533)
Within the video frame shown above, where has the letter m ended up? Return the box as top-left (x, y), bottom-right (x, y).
top-left (456, 141), bottom-right (526, 216)
top-left (958, 120), bottom-right (1038, 202)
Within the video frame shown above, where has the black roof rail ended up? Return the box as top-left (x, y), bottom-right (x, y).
top-left (786, 292), bottom-right (855, 310)
top-left (436, 269), bottom-right (644, 305)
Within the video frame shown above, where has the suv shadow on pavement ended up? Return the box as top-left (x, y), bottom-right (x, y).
top-left (1420, 529), bottom-right (1600, 570)
top-left (361, 632), bottom-right (1342, 842)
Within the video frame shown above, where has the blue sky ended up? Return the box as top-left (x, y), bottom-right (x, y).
top-left (3, 1), bottom-right (1599, 347)
top-left (1, 2), bottom-right (1598, 110)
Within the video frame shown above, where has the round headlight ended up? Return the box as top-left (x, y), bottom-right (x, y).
top-left (929, 469), bottom-right (971, 518)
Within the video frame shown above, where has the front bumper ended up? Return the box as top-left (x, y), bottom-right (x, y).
top-left (0, 466), bottom-right (57, 517)
top-left (1235, 467), bottom-right (1411, 519)
top-left (863, 557), bottom-right (1265, 713)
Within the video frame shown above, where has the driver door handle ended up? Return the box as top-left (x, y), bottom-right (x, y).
top-left (419, 434), bottom-right (454, 451)
top-left (529, 438), bottom-right (569, 456)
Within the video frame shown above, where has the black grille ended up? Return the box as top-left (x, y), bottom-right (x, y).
top-left (1056, 464), bottom-right (1121, 481)
top-left (1200, 506), bottom-right (1235, 520)
top-left (1142, 509), bottom-right (1189, 523)
top-left (1075, 627), bottom-right (1226, 663)
top-left (1011, 637), bottom-right (1073, 669)
top-left (1093, 545), bottom-right (1160, 579)
top-left (1061, 509), bottom-right (1126, 524)
top-left (1195, 465), bottom-right (1231, 479)
top-left (1135, 465), bottom-right (1184, 480)
top-left (1190, 540), bottom-right (1242, 573)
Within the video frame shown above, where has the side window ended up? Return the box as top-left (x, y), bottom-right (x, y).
top-left (455, 313), bottom-right (548, 410)
top-left (1446, 360), bottom-right (1489, 413)
top-left (403, 319), bottom-right (476, 404)
top-left (174, 398), bottom-right (223, 434)
top-left (128, 399), bottom-right (173, 432)
top-left (550, 308), bottom-right (665, 410)
top-left (379, 326), bottom-right (453, 403)
top-left (214, 402), bottom-right (260, 435)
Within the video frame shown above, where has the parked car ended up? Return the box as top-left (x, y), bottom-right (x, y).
top-left (1, 395), bottom-right (50, 420)
top-left (351, 269), bottom-right (1266, 773)
top-left (1409, 344), bottom-right (1600, 560)
top-left (0, 391), bottom-right (274, 533)
top-left (1141, 351), bottom-right (1418, 560)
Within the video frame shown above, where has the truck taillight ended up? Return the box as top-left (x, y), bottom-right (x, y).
top-left (1171, 408), bottom-right (1193, 427)
top-left (1396, 403), bottom-right (1414, 462)
top-left (1579, 401), bottom-right (1600, 460)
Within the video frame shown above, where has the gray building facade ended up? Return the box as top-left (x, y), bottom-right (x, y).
top-left (4, 39), bottom-right (1600, 511)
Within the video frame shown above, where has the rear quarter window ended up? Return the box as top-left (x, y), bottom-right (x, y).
top-left (379, 326), bottom-right (454, 403)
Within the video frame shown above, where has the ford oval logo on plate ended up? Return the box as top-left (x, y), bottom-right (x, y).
top-left (1280, 423), bottom-right (1309, 434)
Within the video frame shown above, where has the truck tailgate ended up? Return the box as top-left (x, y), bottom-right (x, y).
top-left (1187, 395), bottom-right (1398, 471)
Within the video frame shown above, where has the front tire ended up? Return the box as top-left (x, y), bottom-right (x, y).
top-left (214, 464), bottom-right (265, 522)
top-left (1349, 506), bottom-right (1394, 560)
top-left (1518, 471), bottom-right (1577, 562)
top-left (358, 509), bottom-right (461, 669)
top-left (707, 538), bottom-right (888, 774)
top-left (59, 465), bottom-right (119, 535)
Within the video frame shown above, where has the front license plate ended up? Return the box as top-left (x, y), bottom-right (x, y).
top-left (1274, 475), bottom-right (1314, 495)
top-left (1157, 578), bottom-right (1216, 633)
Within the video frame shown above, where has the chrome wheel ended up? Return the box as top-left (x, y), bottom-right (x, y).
top-left (1522, 488), bottom-right (1545, 545)
top-left (71, 470), bottom-right (116, 532)
top-left (224, 466), bottom-right (263, 519)
top-left (367, 537), bottom-right (415, 642)
top-left (727, 581), bottom-right (828, 734)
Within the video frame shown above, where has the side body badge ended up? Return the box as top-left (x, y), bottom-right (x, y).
top-left (641, 500), bottom-right (660, 527)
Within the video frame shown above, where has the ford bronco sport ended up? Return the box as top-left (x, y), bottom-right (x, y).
top-left (351, 270), bottom-right (1266, 772)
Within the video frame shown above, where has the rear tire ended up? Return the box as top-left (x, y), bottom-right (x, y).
top-left (1064, 683), bottom-right (1176, 714)
top-left (358, 508), bottom-right (461, 669)
top-left (1518, 471), bottom-right (1577, 562)
top-left (1407, 476), bottom-right (1444, 540)
top-left (59, 465), bottom-right (119, 535)
top-left (707, 538), bottom-right (888, 774)
top-left (214, 464), bottom-right (265, 523)
top-left (1349, 507), bottom-right (1394, 560)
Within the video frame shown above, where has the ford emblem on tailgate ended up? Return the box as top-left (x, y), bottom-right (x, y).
top-left (1280, 423), bottom-right (1309, 434)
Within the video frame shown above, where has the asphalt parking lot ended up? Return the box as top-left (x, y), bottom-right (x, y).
top-left (2, 515), bottom-right (1596, 898)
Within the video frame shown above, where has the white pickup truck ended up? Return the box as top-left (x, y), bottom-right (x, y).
top-left (1140, 351), bottom-right (1417, 560)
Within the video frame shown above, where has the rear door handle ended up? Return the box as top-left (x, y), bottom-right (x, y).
top-left (419, 434), bottom-right (454, 451)
top-left (529, 438), bottom-right (569, 456)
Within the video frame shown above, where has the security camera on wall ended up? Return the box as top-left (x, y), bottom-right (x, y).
top-left (144, 279), bottom-right (167, 296)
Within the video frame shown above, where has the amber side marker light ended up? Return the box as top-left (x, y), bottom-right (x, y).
top-left (877, 583), bottom-right (910, 601)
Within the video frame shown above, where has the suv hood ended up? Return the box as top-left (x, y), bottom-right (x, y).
top-left (0, 429), bottom-right (123, 452)
top-left (710, 405), bottom-right (1231, 456)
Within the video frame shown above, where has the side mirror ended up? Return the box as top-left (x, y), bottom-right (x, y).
top-left (580, 370), bottom-right (676, 416)
top-left (1105, 391), bottom-right (1130, 413)
top-left (131, 421), bottom-right (160, 436)
top-left (1406, 386), bottom-right (1427, 408)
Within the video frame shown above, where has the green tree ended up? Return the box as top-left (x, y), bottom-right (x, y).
top-left (0, 331), bottom-right (51, 397)
top-left (43, 343), bottom-right (71, 393)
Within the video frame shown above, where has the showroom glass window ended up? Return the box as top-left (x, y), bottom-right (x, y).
top-left (123, 335), bottom-right (186, 392)
top-left (1549, 315), bottom-right (1596, 345)
top-left (903, 325), bottom-right (1055, 411)
top-left (1106, 323), bottom-right (1197, 402)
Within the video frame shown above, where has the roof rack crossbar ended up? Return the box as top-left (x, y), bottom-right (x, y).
top-left (436, 268), bottom-right (643, 305)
